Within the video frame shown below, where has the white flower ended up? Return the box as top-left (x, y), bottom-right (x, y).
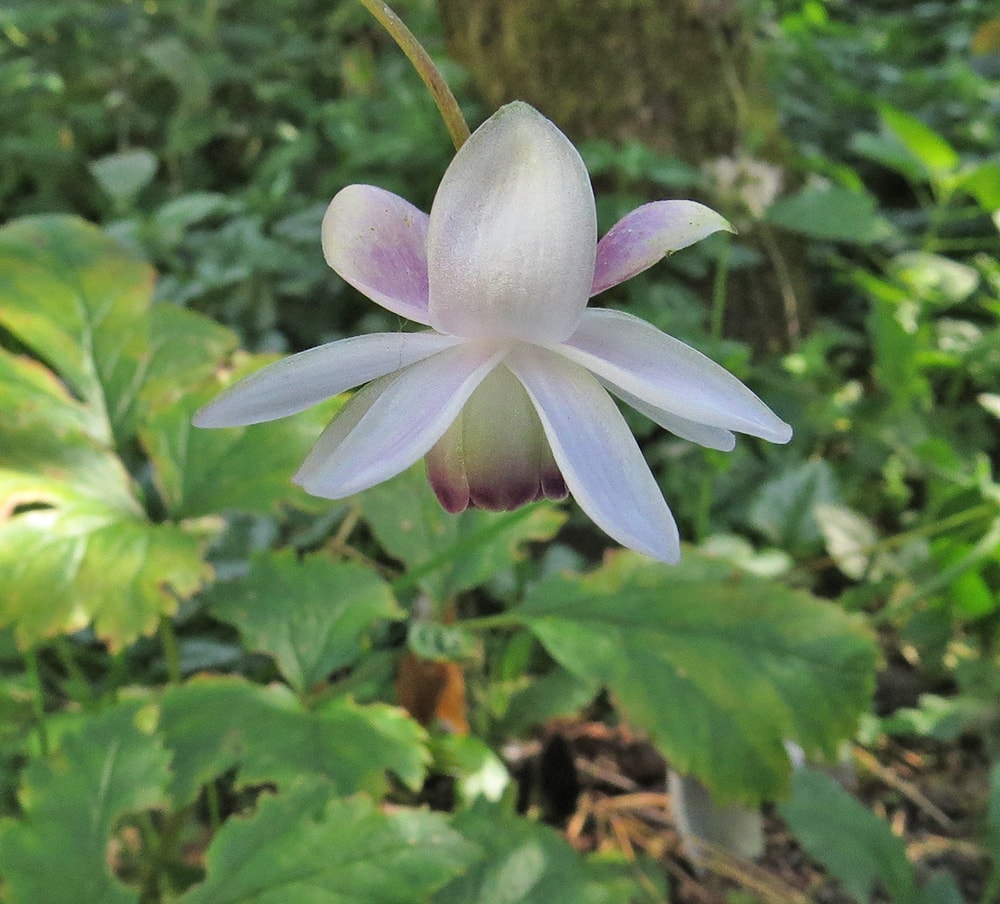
top-left (195, 102), bottom-right (791, 563)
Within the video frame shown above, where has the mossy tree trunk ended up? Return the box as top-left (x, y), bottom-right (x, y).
top-left (436, 0), bottom-right (811, 351)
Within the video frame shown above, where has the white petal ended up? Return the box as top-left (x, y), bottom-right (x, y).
top-left (322, 184), bottom-right (431, 324)
top-left (560, 309), bottom-right (793, 443)
top-left (193, 332), bottom-right (460, 427)
top-left (506, 344), bottom-right (681, 564)
top-left (427, 102), bottom-right (597, 343)
top-left (608, 383), bottom-right (737, 451)
top-left (591, 201), bottom-right (734, 296)
top-left (294, 342), bottom-right (506, 499)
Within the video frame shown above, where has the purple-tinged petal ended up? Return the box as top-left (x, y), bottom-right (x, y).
top-left (193, 332), bottom-right (460, 427)
top-left (322, 185), bottom-right (431, 324)
top-left (426, 365), bottom-right (566, 513)
top-left (591, 201), bottom-right (734, 296)
top-left (293, 342), bottom-right (506, 499)
top-left (506, 344), bottom-right (680, 564)
top-left (427, 102), bottom-right (597, 343)
top-left (560, 309), bottom-right (793, 443)
top-left (607, 383), bottom-right (737, 451)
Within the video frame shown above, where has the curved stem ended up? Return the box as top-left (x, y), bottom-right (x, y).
top-left (357, 0), bottom-right (470, 150)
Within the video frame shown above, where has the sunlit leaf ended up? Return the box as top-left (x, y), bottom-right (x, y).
top-left (206, 550), bottom-right (401, 693)
top-left (0, 215), bottom-right (153, 443)
top-left (880, 105), bottom-right (959, 179)
top-left (0, 350), bottom-right (210, 649)
top-left (0, 700), bottom-right (169, 904)
top-left (512, 551), bottom-right (876, 803)
top-left (158, 676), bottom-right (429, 804)
top-left (360, 465), bottom-right (566, 605)
top-left (177, 780), bottom-right (477, 904)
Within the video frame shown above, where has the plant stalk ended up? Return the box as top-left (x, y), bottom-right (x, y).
top-left (357, 0), bottom-right (470, 150)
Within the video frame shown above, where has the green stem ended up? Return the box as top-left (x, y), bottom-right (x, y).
top-left (54, 636), bottom-right (95, 708)
top-left (25, 648), bottom-right (49, 757)
top-left (460, 612), bottom-right (523, 632)
top-left (357, 0), bottom-right (470, 151)
top-left (159, 617), bottom-right (182, 685)
top-left (709, 235), bottom-right (732, 340)
top-left (205, 780), bottom-right (222, 833)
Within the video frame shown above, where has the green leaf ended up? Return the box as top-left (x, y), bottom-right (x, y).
top-left (89, 149), bottom-right (158, 205)
top-left (0, 215), bottom-right (154, 442)
top-left (0, 700), bottom-right (170, 904)
top-left (880, 106), bottom-right (959, 180)
top-left (359, 465), bottom-right (566, 605)
top-left (141, 355), bottom-right (342, 519)
top-left (780, 768), bottom-right (917, 903)
top-left (0, 350), bottom-right (210, 649)
top-left (207, 550), bottom-right (401, 693)
top-left (748, 459), bottom-right (841, 551)
top-left (512, 551), bottom-right (876, 803)
top-left (137, 304), bottom-right (238, 406)
top-left (177, 781), bottom-right (478, 904)
top-left (765, 183), bottom-right (884, 242)
top-left (158, 676), bottom-right (429, 804)
top-left (435, 800), bottom-right (653, 904)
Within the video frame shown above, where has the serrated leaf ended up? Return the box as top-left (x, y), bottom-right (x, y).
top-left (177, 781), bottom-right (478, 904)
top-left (435, 800), bottom-right (650, 904)
top-left (0, 701), bottom-right (170, 904)
top-left (158, 677), bottom-right (429, 804)
top-left (0, 215), bottom-right (154, 443)
top-left (780, 768), bottom-right (917, 903)
top-left (141, 356), bottom-right (342, 519)
top-left (511, 551), bottom-right (876, 803)
top-left (206, 550), bottom-right (401, 693)
top-left (359, 464), bottom-right (566, 605)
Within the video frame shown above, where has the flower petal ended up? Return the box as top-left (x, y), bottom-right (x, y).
top-left (591, 201), bottom-right (734, 296)
top-left (506, 344), bottom-right (680, 564)
top-left (293, 342), bottom-right (506, 499)
top-left (427, 102), bottom-right (597, 343)
top-left (322, 184), bottom-right (431, 324)
top-left (426, 365), bottom-right (566, 513)
top-left (193, 332), bottom-right (461, 427)
top-left (608, 383), bottom-right (737, 451)
top-left (560, 308), bottom-right (793, 443)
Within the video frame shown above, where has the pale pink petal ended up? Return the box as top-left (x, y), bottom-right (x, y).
top-left (322, 185), bottom-right (431, 324)
top-left (427, 102), bottom-right (597, 343)
top-left (193, 332), bottom-right (460, 427)
top-left (560, 309), bottom-right (793, 443)
top-left (591, 201), bottom-right (733, 296)
top-left (426, 365), bottom-right (566, 513)
top-left (293, 342), bottom-right (506, 499)
top-left (506, 344), bottom-right (681, 564)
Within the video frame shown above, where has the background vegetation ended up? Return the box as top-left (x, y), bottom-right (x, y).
top-left (0, 0), bottom-right (999, 901)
